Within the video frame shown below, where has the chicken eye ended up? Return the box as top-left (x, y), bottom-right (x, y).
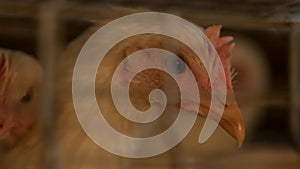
top-left (165, 56), bottom-right (186, 74)
top-left (21, 88), bottom-right (33, 104)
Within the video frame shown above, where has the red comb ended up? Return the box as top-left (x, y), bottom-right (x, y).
top-left (0, 53), bottom-right (9, 101)
top-left (205, 25), bottom-right (235, 90)
top-left (0, 53), bottom-right (9, 81)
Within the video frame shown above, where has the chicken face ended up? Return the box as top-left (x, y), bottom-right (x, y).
top-left (108, 25), bottom-right (245, 146)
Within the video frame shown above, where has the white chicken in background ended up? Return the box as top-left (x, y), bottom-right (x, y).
top-left (230, 35), bottom-right (270, 142)
top-left (0, 49), bottom-right (42, 148)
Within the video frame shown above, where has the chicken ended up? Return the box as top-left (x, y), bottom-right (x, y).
top-left (0, 15), bottom-right (244, 169)
top-left (0, 49), bottom-right (42, 148)
top-left (54, 23), bottom-right (244, 168)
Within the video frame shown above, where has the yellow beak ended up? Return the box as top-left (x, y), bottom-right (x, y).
top-left (219, 102), bottom-right (245, 147)
top-left (199, 92), bottom-right (245, 146)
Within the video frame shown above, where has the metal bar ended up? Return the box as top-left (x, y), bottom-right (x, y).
top-left (37, 0), bottom-right (62, 169)
top-left (289, 23), bottom-right (300, 150)
top-left (0, 2), bottom-right (298, 29)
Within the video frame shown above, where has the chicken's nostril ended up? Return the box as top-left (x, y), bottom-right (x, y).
top-left (0, 123), bottom-right (3, 129)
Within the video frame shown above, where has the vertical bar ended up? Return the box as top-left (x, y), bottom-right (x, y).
top-left (37, 0), bottom-right (62, 168)
top-left (289, 23), bottom-right (300, 150)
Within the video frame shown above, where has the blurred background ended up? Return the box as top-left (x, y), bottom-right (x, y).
top-left (0, 0), bottom-right (299, 169)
